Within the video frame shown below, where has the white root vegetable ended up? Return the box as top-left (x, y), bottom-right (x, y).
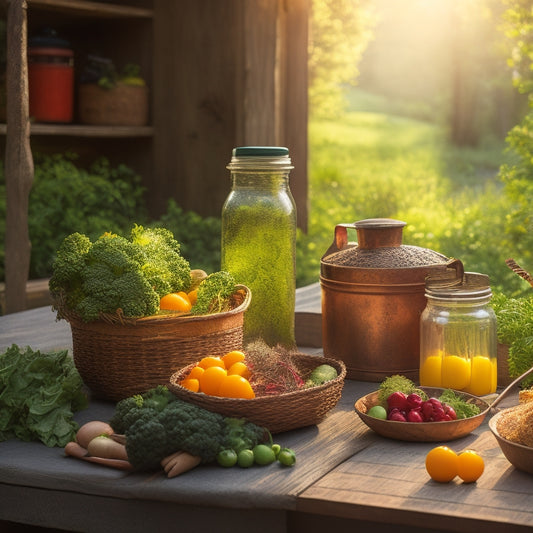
top-left (87, 435), bottom-right (129, 461)
top-left (76, 421), bottom-right (114, 449)
top-left (161, 451), bottom-right (201, 478)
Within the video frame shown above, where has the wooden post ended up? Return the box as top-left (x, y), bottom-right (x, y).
top-left (4, 0), bottom-right (34, 314)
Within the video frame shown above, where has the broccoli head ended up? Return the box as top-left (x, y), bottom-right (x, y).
top-left (109, 385), bottom-right (174, 434)
top-left (191, 271), bottom-right (237, 315)
top-left (49, 225), bottom-right (192, 322)
top-left (49, 232), bottom-right (93, 313)
top-left (113, 387), bottom-right (271, 470)
top-left (130, 225), bottom-right (191, 296)
top-left (76, 232), bottom-right (160, 321)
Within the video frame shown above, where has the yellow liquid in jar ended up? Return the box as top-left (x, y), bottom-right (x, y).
top-left (420, 354), bottom-right (442, 387)
top-left (441, 355), bottom-right (471, 390)
top-left (465, 355), bottom-right (497, 396)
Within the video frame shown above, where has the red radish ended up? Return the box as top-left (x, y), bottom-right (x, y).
top-left (387, 391), bottom-right (408, 411)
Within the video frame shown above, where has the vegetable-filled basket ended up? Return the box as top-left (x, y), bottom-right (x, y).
top-left (63, 286), bottom-right (250, 402)
top-left (168, 354), bottom-right (346, 433)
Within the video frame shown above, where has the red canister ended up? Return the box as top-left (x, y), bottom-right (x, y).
top-left (28, 32), bottom-right (74, 123)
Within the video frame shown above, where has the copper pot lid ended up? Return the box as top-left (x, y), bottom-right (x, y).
top-left (322, 218), bottom-right (448, 269)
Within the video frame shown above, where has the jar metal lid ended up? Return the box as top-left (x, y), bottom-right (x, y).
top-left (425, 272), bottom-right (492, 300)
top-left (227, 146), bottom-right (293, 170)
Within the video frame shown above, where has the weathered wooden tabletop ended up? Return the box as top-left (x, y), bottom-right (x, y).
top-left (1, 287), bottom-right (532, 533)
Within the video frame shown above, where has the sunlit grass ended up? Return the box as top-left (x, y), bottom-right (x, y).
top-left (297, 108), bottom-right (526, 297)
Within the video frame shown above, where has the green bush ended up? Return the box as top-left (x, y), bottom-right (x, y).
top-left (154, 199), bottom-right (221, 274)
top-left (0, 153), bottom-right (149, 282)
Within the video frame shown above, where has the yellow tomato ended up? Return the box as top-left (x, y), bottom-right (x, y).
top-left (425, 446), bottom-right (458, 483)
top-left (457, 450), bottom-right (484, 483)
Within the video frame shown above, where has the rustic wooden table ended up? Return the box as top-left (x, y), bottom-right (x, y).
top-left (1, 288), bottom-right (532, 533)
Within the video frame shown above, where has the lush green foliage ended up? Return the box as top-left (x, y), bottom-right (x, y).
top-left (0, 153), bottom-right (148, 281)
top-left (0, 344), bottom-right (87, 447)
top-left (155, 199), bottom-right (221, 274)
top-left (297, 106), bottom-right (530, 297)
top-left (498, 0), bottom-right (533, 279)
top-left (308, 0), bottom-right (374, 118)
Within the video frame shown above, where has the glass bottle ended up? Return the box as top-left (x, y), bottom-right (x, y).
top-left (221, 146), bottom-right (296, 348)
top-left (419, 272), bottom-right (497, 396)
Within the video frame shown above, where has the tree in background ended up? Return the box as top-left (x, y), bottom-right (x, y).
top-left (308, 0), bottom-right (375, 118)
top-left (499, 0), bottom-right (533, 269)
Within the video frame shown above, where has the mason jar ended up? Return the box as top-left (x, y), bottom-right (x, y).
top-left (221, 146), bottom-right (296, 348)
top-left (419, 272), bottom-right (497, 396)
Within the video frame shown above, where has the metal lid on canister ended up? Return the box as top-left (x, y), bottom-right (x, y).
top-left (425, 271), bottom-right (492, 300)
top-left (227, 146), bottom-right (293, 170)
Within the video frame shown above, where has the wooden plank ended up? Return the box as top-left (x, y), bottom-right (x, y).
top-left (28, 0), bottom-right (153, 19)
top-left (281, 0), bottom-right (309, 231)
top-left (4, 0), bottom-right (34, 314)
top-left (297, 425), bottom-right (533, 532)
top-left (295, 282), bottom-right (322, 347)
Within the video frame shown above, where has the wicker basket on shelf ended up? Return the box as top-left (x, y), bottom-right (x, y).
top-left (168, 354), bottom-right (346, 433)
top-left (78, 83), bottom-right (149, 126)
top-left (60, 286), bottom-right (250, 402)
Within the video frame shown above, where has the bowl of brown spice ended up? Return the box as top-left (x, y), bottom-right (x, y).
top-left (489, 401), bottom-right (533, 475)
top-left (488, 366), bottom-right (533, 475)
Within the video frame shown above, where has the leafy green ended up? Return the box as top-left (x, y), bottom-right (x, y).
top-left (377, 375), bottom-right (427, 406)
top-left (492, 292), bottom-right (533, 387)
top-left (0, 345), bottom-right (88, 447)
top-left (438, 389), bottom-right (481, 419)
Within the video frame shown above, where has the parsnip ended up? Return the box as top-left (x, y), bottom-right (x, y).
top-left (87, 435), bottom-right (129, 461)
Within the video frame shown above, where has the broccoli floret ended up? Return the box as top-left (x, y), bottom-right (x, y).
top-left (157, 402), bottom-right (227, 464)
top-left (130, 225), bottom-right (191, 296)
top-left (49, 232), bottom-right (93, 313)
top-left (126, 418), bottom-right (170, 471)
top-left (110, 386), bottom-right (173, 433)
top-left (49, 225), bottom-right (192, 322)
top-left (75, 233), bottom-right (160, 321)
top-left (114, 387), bottom-right (271, 470)
top-left (222, 417), bottom-right (271, 453)
top-left (109, 394), bottom-right (145, 434)
top-left (191, 271), bottom-right (237, 315)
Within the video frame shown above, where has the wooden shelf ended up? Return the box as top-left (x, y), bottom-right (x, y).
top-left (0, 123), bottom-right (154, 138)
top-left (28, 0), bottom-right (153, 19)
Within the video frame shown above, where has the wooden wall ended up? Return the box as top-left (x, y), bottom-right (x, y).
top-left (152, 0), bottom-right (309, 229)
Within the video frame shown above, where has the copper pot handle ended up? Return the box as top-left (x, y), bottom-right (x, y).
top-left (322, 223), bottom-right (356, 258)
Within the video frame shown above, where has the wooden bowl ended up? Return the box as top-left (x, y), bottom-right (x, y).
top-left (489, 410), bottom-right (533, 475)
top-left (354, 387), bottom-right (490, 442)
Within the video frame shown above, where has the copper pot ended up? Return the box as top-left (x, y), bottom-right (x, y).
top-left (320, 218), bottom-right (462, 382)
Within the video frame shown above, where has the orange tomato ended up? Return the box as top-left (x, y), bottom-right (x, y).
top-left (227, 361), bottom-right (251, 380)
top-left (198, 356), bottom-right (225, 370)
top-left (180, 378), bottom-right (200, 393)
top-left (199, 366), bottom-right (227, 396)
top-left (222, 350), bottom-right (246, 369)
top-left (219, 374), bottom-right (255, 399)
top-left (425, 446), bottom-right (458, 483)
top-left (160, 292), bottom-right (192, 312)
top-left (187, 366), bottom-right (205, 380)
top-left (187, 289), bottom-right (198, 306)
top-left (457, 450), bottom-right (484, 483)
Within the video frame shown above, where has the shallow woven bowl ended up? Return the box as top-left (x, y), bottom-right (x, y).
top-left (66, 286), bottom-right (250, 402)
top-left (169, 354), bottom-right (346, 433)
top-left (489, 409), bottom-right (533, 475)
top-left (354, 386), bottom-right (490, 442)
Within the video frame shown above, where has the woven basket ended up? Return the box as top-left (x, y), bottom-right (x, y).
top-left (168, 354), bottom-right (346, 433)
top-left (66, 286), bottom-right (250, 402)
top-left (78, 83), bottom-right (149, 126)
